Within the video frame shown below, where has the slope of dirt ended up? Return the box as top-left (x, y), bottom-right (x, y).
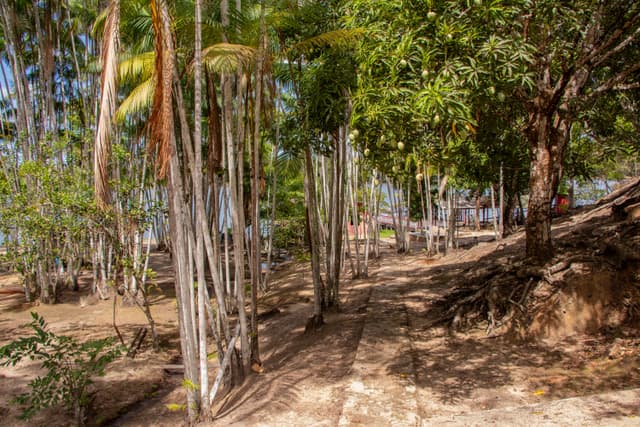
top-left (1, 180), bottom-right (640, 426)
top-left (427, 177), bottom-right (640, 341)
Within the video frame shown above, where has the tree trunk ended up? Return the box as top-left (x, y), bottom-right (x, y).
top-left (304, 147), bottom-right (324, 329)
top-left (221, 70), bottom-right (250, 376)
top-left (166, 144), bottom-right (199, 419)
top-left (326, 130), bottom-right (345, 309)
top-left (249, 0), bottom-right (266, 364)
top-left (193, 0), bottom-right (211, 416)
top-left (525, 139), bottom-right (555, 261)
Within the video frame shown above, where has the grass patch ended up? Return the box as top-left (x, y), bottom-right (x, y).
top-left (378, 229), bottom-right (395, 239)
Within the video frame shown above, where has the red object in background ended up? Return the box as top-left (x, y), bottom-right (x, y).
top-left (555, 194), bottom-right (569, 215)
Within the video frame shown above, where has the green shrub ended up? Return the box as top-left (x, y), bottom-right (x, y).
top-left (0, 313), bottom-right (124, 426)
top-left (272, 217), bottom-right (307, 250)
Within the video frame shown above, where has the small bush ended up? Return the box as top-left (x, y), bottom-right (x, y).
top-left (272, 218), bottom-right (307, 250)
top-left (0, 312), bottom-right (123, 426)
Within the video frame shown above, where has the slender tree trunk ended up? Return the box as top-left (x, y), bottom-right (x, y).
top-left (475, 188), bottom-right (482, 231)
top-left (263, 84), bottom-right (281, 290)
top-left (222, 70), bottom-right (250, 375)
top-left (249, 0), bottom-right (266, 364)
top-left (349, 155), bottom-right (361, 275)
top-left (193, 0), bottom-right (210, 416)
top-left (166, 143), bottom-right (199, 419)
top-left (499, 163), bottom-right (504, 239)
top-left (490, 184), bottom-right (499, 241)
top-left (326, 130), bottom-right (345, 309)
top-left (304, 147), bottom-right (324, 329)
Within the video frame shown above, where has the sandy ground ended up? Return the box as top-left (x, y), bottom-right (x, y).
top-left (1, 228), bottom-right (639, 426)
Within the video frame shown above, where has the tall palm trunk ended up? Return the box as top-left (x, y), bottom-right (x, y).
top-left (325, 130), bottom-right (345, 309)
top-left (149, 0), bottom-right (199, 418)
top-left (193, 0), bottom-right (210, 416)
top-left (249, 0), bottom-right (266, 365)
top-left (220, 0), bottom-right (251, 377)
top-left (304, 146), bottom-right (324, 329)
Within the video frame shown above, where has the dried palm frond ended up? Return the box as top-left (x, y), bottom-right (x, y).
top-left (94, 0), bottom-right (120, 208)
top-left (288, 28), bottom-right (363, 58)
top-left (202, 43), bottom-right (256, 74)
top-left (148, 0), bottom-right (175, 178)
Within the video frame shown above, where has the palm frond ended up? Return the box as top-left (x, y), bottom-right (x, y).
top-left (119, 51), bottom-right (155, 82)
top-left (202, 43), bottom-right (256, 73)
top-left (90, 5), bottom-right (109, 38)
top-left (275, 150), bottom-right (304, 180)
top-left (116, 76), bottom-right (155, 122)
top-left (94, 0), bottom-right (120, 208)
top-left (288, 28), bottom-right (363, 58)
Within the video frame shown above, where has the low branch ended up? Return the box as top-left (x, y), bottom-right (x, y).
top-left (579, 8), bottom-right (640, 69)
top-left (592, 16), bottom-right (640, 68)
top-left (586, 61), bottom-right (640, 101)
top-left (611, 82), bottom-right (640, 91)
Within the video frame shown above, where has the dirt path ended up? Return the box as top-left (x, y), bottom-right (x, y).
top-left (335, 240), bottom-right (640, 426)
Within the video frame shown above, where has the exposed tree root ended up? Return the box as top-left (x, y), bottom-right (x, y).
top-left (427, 178), bottom-right (640, 338)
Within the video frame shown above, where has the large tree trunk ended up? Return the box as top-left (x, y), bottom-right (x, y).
top-left (525, 112), bottom-right (555, 262)
top-left (525, 110), bottom-right (572, 261)
top-left (525, 56), bottom-right (588, 262)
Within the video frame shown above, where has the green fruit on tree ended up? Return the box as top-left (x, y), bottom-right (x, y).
top-left (421, 69), bottom-right (429, 79)
top-left (427, 11), bottom-right (436, 20)
top-left (397, 142), bottom-right (405, 150)
top-left (364, 148), bottom-right (370, 157)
